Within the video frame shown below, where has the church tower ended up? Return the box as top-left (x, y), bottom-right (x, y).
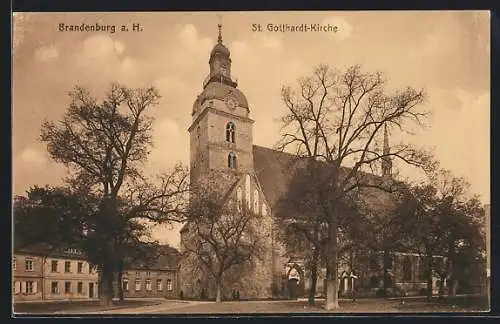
top-left (188, 24), bottom-right (254, 186)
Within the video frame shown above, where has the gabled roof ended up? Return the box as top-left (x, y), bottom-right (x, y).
top-left (252, 145), bottom-right (404, 215)
top-left (14, 243), bottom-right (88, 260)
top-left (127, 245), bottom-right (181, 271)
top-left (252, 145), bottom-right (305, 211)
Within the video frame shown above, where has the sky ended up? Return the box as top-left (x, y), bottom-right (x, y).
top-left (12, 11), bottom-right (490, 248)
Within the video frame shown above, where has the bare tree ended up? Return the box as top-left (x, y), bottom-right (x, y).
top-left (276, 64), bottom-right (433, 309)
top-left (39, 84), bottom-right (189, 306)
top-left (182, 180), bottom-right (265, 303)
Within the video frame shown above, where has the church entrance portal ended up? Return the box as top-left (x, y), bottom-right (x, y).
top-left (285, 264), bottom-right (305, 299)
top-left (288, 278), bottom-right (299, 299)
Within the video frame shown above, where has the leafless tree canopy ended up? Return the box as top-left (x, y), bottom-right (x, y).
top-left (122, 163), bottom-right (190, 223)
top-left (183, 180), bottom-right (265, 302)
top-left (277, 64), bottom-right (435, 194)
top-left (41, 84), bottom-right (159, 197)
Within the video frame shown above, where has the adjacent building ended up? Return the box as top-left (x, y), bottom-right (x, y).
top-left (12, 251), bottom-right (44, 301)
top-left (14, 244), bottom-right (182, 302)
top-left (120, 246), bottom-right (181, 299)
top-left (13, 244), bottom-right (98, 302)
top-left (43, 247), bottom-right (99, 300)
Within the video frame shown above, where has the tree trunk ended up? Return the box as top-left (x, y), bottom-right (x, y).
top-left (100, 264), bottom-right (114, 307)
top-left (117, 267), bottom-right (124, 301)
top-left (438, 274), bottom-right (446, 298)
top-left (382, 250), bottom-right (389, 298)
top-left (447, 257), bottom-right (457, 297)
top-left (308, 247), bottom-right (319, 306)
top-left (325, 219), bottom-right (339, 310)
top-left (448, 278), bottom-right (458, 297)
top-left (99, 198), bottom-right (118, 307)
top-left (426, 255), bottom-right (433, 301)
top-left (216, 279), bottom-right (222, 303)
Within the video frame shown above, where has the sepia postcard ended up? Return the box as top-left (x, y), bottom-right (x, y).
top-left (12, 11), bottom-right (491, 316)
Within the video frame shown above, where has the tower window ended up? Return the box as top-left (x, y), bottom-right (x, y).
top-left (226, 122), bottom-right (235, 143)
top-left (228, 152), bottom-right (237, 169)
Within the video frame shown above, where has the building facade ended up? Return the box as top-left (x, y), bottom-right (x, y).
top-left (14, 244), bottom-right (181, 302)
top-left (42, 248), bottom-right (99, 301)
top-left (13, 245), bottom-right (99, 302)
top-left (179, 25), bottom-right (441, 300)
top-left (120, 247), bottom-right (181, 299)
top-left (12, 253), bottom-right (44, 301)
top-left (121, 269), bottom-right (178, 299)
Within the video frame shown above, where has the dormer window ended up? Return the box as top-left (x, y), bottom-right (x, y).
top-left (226, 122), bottom-right (235, 143)
top-left (228, 152), bottom-right (237, 169)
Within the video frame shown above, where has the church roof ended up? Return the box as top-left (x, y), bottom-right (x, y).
top-left (127, 245), bottom-right (181, 271)
top-left (252, 145), bottom-right (305, 211)
top-left (252, 145), bottom-right (403, 215)
top-left (210, 23), bottom-right (230, 58)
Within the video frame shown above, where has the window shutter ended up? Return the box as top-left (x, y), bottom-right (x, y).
top-left (21, 282), bottom-right (26, 294)
top-left (33, 281), bottom-right (38, 293)
top-left (15, 282), bottom-right (20, 294)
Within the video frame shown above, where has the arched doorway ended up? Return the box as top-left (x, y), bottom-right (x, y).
top-left (288, 278), bottom-right (299, 299)
top-left (286, 264), bottom-right (305, 299)
top-left (403, 256), bottom-right (412, 282)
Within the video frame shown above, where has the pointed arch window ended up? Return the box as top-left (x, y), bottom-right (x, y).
top-left (253, 189), bottom-right (259, 213)
top-left (226, 122), bottom-right (236, 143)
top-left (262, 203), bottom-right (267, 217)
top-left (236, 187), bottom-right (243, 211)
top-left (245, 175), bottom-right (251, 209)
top-left (228, 152), bottom-right (237, 169)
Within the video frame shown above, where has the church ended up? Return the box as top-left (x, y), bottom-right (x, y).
top-left (179, 25), bottom-right (439, 300)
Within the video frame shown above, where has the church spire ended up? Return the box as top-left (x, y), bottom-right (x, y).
top-left (217, 23), bottom-right (223, 43)
top-left (382, 124), bottom-right (392, 177)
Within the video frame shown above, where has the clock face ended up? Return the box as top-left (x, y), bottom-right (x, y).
top-left (226, 97), bottom-right (237, 110)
